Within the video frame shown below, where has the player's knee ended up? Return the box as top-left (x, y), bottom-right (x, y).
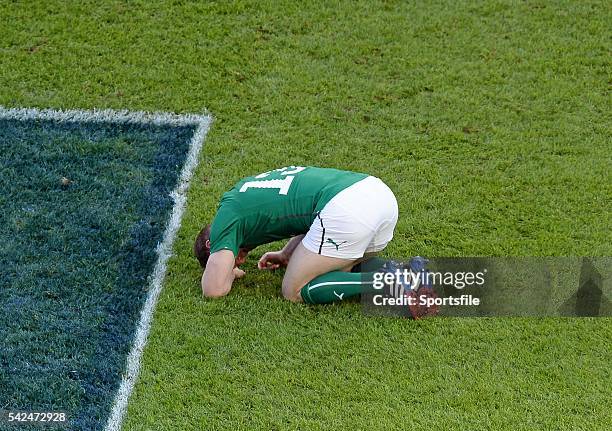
top-left (281, 278), bottom-right (304, 303)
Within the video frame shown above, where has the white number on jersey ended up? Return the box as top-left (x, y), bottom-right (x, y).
top-left (239, 176), bottom-right (295, 195)
top-left (240, 166), bottom-right (306, 195)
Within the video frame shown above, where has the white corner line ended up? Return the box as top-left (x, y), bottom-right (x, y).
top-left (0, 105), bottom-right (211, 126)
top-left (0, 105), bottom-right (212, 431)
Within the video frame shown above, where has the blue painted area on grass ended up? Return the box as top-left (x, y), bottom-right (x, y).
top-left (0, 118), bottom-right (195, 430)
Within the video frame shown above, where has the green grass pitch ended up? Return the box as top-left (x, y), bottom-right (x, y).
top-left (1, 0), bottom-right (610, 430)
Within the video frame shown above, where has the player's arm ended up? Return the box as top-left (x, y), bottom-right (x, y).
top-left (258, 234), bottom-right (305, 270)
top-left (201, 250), bottom-right (245, 297)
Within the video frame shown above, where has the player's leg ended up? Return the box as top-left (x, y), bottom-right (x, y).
top-left (281, 243), bottom-right (362, 302)
top-left (295, 232), bottom-right (395, 304)
top-left (282, 176), bottom-right (398, 303)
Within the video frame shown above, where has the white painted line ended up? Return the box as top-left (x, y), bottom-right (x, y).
top-left (0, 106), bottom-right (210, 127)
top-left (0, 106), bottom-right (212, 431)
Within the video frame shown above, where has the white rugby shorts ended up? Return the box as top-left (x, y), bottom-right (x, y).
top-left (302, 176), bottom-right (398, 259)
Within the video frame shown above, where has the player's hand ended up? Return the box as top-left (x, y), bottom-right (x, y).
top-left (233, 267), bottom-right (246, 279)
top-left (257, 251), bottom-right (289, 270)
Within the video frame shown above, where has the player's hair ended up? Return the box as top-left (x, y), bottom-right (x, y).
top-left (193, 224), bottom-right (211, 268)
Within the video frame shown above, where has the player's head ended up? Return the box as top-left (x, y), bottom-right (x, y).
top-left (194, 224), bottom-right (211, 268)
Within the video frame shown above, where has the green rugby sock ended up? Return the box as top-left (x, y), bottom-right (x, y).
top-left (300, 271), bottom-right (376, 304)
top-left (351, 256), bottom-right (389, 273)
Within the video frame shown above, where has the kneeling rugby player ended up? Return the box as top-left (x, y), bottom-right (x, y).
top-left (194, 166), bottom-right (436, 314)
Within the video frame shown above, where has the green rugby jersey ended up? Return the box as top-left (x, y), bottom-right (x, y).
top-left (209, 166), bottom-right (368, 255)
